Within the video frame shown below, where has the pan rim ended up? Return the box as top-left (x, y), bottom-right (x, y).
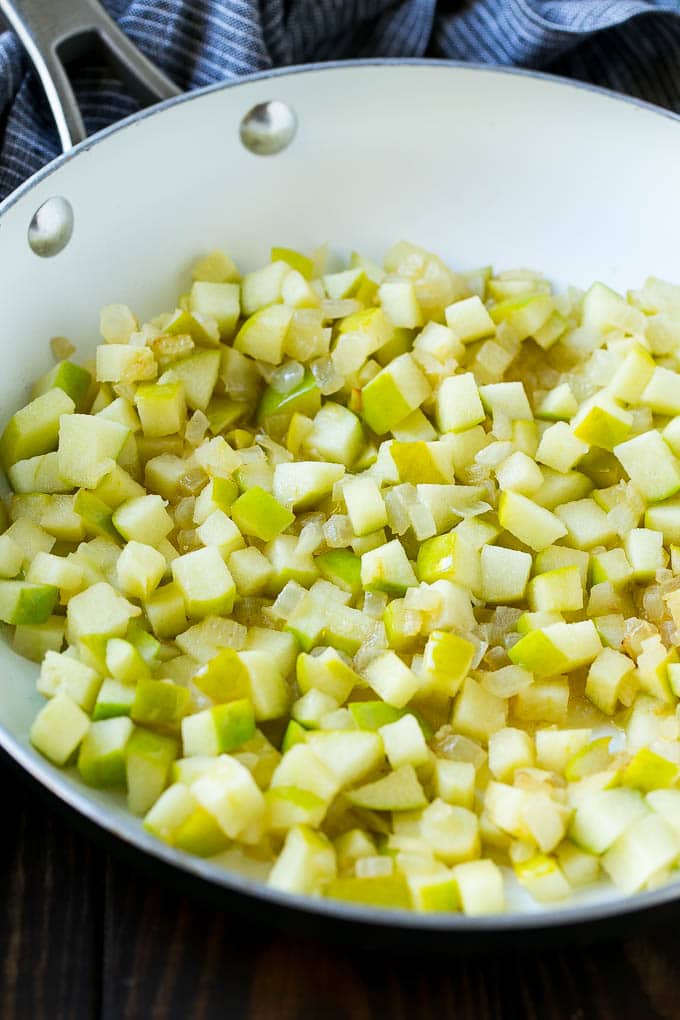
top-left (2, 57), bottom-right (680, 932)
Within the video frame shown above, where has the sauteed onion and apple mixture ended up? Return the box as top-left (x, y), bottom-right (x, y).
top-left (4, 240), bottom-right (680, 914)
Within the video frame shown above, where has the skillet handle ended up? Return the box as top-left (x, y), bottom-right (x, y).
top-left (0, 0), bottom-right (180, 153)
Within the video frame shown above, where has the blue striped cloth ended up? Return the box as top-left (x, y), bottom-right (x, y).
top-left (2, 0), bottom-right (680, 201)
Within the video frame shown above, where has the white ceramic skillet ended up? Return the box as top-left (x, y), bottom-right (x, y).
top-left (3, 0), bottom-right (680, 942)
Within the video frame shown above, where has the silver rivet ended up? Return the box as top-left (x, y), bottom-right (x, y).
top-left (28, 196), bottom-right (74, 257)
top-left (239, 100), bottom-right (297, 156)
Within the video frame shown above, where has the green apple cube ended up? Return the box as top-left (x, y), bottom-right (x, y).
top-left (488, 728), bottom-right (535, 782)
top-left (570, 788), bottom-right (647, 854)
top-left (189, 281), bottom-right (240, 339)
top-left (116, 540), bottom-right (166, 599)
top-left (125, 727), bottom-right (178, 815)
top-left (181, 700), bottom-right (255, 756)
top-left (602, 813), bottom-right (680, 894)
top-left (105, 638), bottom-right (150, 684)
top-left (315, 549), bottom-right (362, 594)
top-left (171, 547), bottom-right (236, 618)
top-left (36, 650), bottom-right (98, 711)
top-left (191, 755), bottom-right (266, 840)
top-left (163, 350), bottom-right (220, 412)
top-left (257, 369), bottom-right (320, 427)
top-left (363, 650), bottom-right (420, 708)
top-left (489, 293), bottom-right (553, 340)
top-left (514, 854), bottom-right (571, 904)
top-left (95, 465), bottom-right (145, 508)
top-left (348, 701), bottom-right (407, 731)
top-left (271, 247), bottom-right (314, 279)
top-left (528, 566), bottom-right (583, 613)
top-left (495, 451), bottom-right (543, 495)
top-left (0, 533), bottom-right (23, 578)
top-left (415, 530), bottom-right (478, 591)
top-left (30, 692), bottom-right (90, 765)
top-left (273, 461), bottom-right (345, 511)
top-left (480, 545), bottom-right (532, 603)
top-left (390, 441), bottom-right (453, 484)
top-left (571, 394), bottom-right (632, 450)
top-left (268, 825), bottom-right (337, 895)
top-left (305, 402), bottom-right (364, 467)
top-left (532, 468), bottom-right (593, 511)
top-left (192, 646), bottom-right (249, 702)
top-left (435, 373), bottom-right (484, 434)
top-left (444, 295), bottom-right (495, 342)
top-left (78, 716), bottom-right (134, 786)
top-left (234, 305), bottom-right (292, 365)
top-left (241, 260), bottom-right (289, 316)
top-left (57, 413), bottom-right (129, 489)
top-left (614, 430), bottom-right (680, 503)
top-left (193, 248), bottom-right (241, 283)
top-left (0, 574), bottom-right (55, 625)
top-left (379, 714), bottom-right (428, 769)
top-left (535, 729), bottom-right (593, 775)
top-left (536, 383), bottom-right (578, 421)
top-left (271, 743), bottom-right (340, 803)
top-left (8, 452), bottom-right (71, 494)
top-left (113, 494), bottom-right (173, 545)
top-left (304, 730), bottom-right (384, 788)
top-left (143, 782), bottom-right (196, 843)
top-left (623, 527), bottom-right (666, 580)
top-left (237, 650), bottom-right (289, 720)
top-left (361, 539), bottom-right (417, 595)
top-left (342, 477), bottom-right (387, 536)
top-left (292, 688), bottom-right (338, 728)
top-left (95, 344), bottom-right (156, 385)
top-left (135, 382), bottom-right (186, 438)
top-left (644, 498), bottom-right (680, 545)
top-left (451, 678), bottom-right (507, 743)
top-left (509, 620), bottom-right (602, 678)
top-left (296, 647), bottom-right (359, 702)
top-left (535, 422), bottom-right (588, 473)
top-left (346, 764), bottom-right (427, 812)
top-left (0, 388), bottom-right (75, 470)
top-left (361, 354), bottom-right (431, 435)
top-left (266, 786), bottom-right (328, 831)
top-left (647, 789), bottom-right (680, 840)
top-left (143, 582), bottom-right (187, 639)
top-left (96, 395), bottom-right (142, 433)
top-left (73, 490), bottom-right (119, 540)
top-left (227, 546), bottom-right (273, 596)
top-left (131, 678), bottom-right (191, 733)
top-left (554, 498), bottom-right (617, 550)
top-left (581, 280), bottom-right (644, 334)
top-left (498, 491), bottom-right (567, 551)
top-left (378, 279), bottom-right (423, 328)
top-left (450, 859), bottom-right (504, 915)
top-left (639, 365), bottom-right (680, 416)
top-left (32, 360), bottom-right (92, 410)
top-left (326, 875), bottom-right (411, 909)
top-left (584, 648), bottom-right (636, 716)
top-left (92, 678), bottom-right (136, 720)
top-left (230, 486), bottom-right (294, 541)
top-left (420, 630), bottom-right (475, 696)
top-left (433, 759), bottom-right (476, 809)
top-left (621, 748), bottom-right (678, 792)
top-left (636, 635), bottom-right (677, 703)
top-left (196, 510), bottom-right (245, 559)
top-left (479, 381), bottom-right (531, 421)
top-left (608, 342), bottom-right (655, 402)
top-left (14, 615), bottom-right (64, 663)
top-left (589, 548), bottom-right (632, 588)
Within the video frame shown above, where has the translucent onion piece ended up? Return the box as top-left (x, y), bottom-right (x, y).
top-left (269, 360), bottom-right (305, 394)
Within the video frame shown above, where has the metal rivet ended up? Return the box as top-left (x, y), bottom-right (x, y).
top-left (28, 196), bottom-right (74, 257)
top-left (239, 100), bottom-right (297, 156)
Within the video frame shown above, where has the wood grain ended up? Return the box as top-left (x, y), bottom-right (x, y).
top-left (2, 756), bottom-right (680, 1020)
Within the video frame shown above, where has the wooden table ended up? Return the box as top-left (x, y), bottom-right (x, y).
top-left (2, 757), bottom-right (678, 1020)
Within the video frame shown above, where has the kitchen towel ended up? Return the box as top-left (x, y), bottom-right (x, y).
top-left (1, 0), bottom-right (680, 200)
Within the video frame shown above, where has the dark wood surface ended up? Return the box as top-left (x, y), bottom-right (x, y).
top-left (3, 757), bottom-right (680, 1020)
